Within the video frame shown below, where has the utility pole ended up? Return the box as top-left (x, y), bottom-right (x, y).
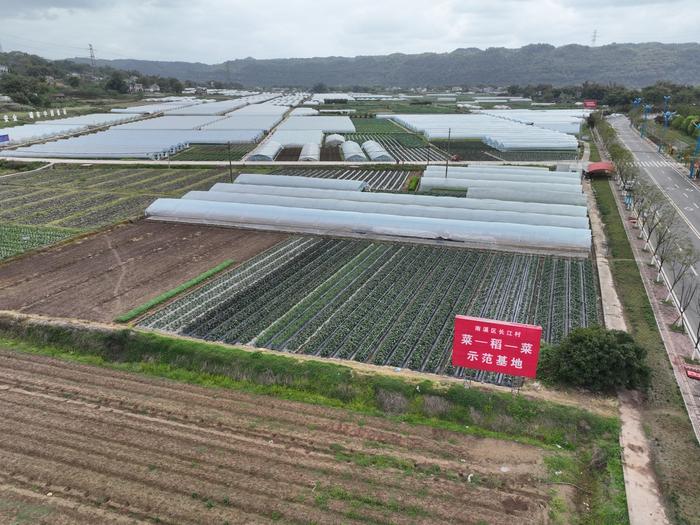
top-left (88, 44), bottom-right (96, 71)
top-left (228, 141), bottom-right (234, 182)
top-left (444, 127), bottom-right (451, 178)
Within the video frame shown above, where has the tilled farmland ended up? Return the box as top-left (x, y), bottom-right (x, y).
top-left (0, 222), bottom-right (287, 322)
top-left (141, 237), bottom-right (599, 376)
top-left (0, 348), bottom-right (556, 525)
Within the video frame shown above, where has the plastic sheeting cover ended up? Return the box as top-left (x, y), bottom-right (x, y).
top-left (420, 177), bottom-right (581, 194)
top-left (468, 187), bottom-right (587, 206)
top-left (299, 143), bottom-right (321, 162)
top-left (362, 140), bottom-right (395, 162)
top-left (146, 198), bottom-right (591, 251)
top-left (209, 183), bottom-right (588, 217)
top-left (182, 190), bottom-right (588, 229)
top-left (341, 141), bottom-right (367, 162)
top-left (325, 134), bottom-right (346, 146)
top-left (247, 141), bottom-right (282, 161)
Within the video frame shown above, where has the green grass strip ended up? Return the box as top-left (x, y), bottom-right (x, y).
top-left (115, 259), bottom-right (235, 323)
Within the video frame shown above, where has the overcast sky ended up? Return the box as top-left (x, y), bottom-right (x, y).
top-left (2, 0), bottom-right (698, 63)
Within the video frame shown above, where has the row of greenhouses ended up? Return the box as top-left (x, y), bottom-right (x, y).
top-left (145, 172), bottom-right (591, 252)
top-left (379, 113), bottom-right (579, 152)
top-left (0, 113), bottom-right (141, 146)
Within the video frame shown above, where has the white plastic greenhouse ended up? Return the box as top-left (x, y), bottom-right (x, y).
top-left (299, 143), bottom-right (321, 162)
top-left (246, 141), bottom-right (282, 161)
top-left (467, 187), bottom-right (587, 206)
top-left (362, 140), bottom-right (395, 162)
top-left (277, 116), bottom-right (356, 133)
top-left (378, 113), bottom-right (579, 152)
top-left (181, 190), bottom-right (588, 229)
top-left (423, 170), bottom-right (580, 186)
top-left (267, 130), bottom-right (324, 147)
top-left (325, 134), bottom-right (346, 147)
top-left (420, 176), bottom-right (582, 194)
top-left (145, 199), bottom-right (591, 252)
top-left (341, 141), bottom-right (368, 162)
top-left (208, 183), bottom-right (588, 217)
top-left (233, 173), bottom-right (368, 191)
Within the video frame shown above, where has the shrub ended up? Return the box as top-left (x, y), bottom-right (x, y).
top-left (538, 327), bottom-right (650, 392)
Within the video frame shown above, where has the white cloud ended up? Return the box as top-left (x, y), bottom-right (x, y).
top-left (1, 0), bottom-right (697, 63)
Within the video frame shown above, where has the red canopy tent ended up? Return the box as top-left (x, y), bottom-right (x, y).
top-left (585, 161), bottom-right (615, 176)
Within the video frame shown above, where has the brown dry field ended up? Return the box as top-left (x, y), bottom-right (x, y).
top-left (0, 221), bottom-right (287, 322)
top-left (0, 348), bottom-right (562, 525)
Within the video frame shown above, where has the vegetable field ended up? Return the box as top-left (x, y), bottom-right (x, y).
top-left (0, 165), bottom-right (234, 258)
top-left (0, 223), bottom-right (79, 260)
top-left (270, 168), bottom-right (413, 191)
top-left (141, 237), bottom-right (600, 378)
top-left (172, 143), bottom-right (254, 161)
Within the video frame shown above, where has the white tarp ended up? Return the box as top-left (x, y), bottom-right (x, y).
top-left (209, 183), bottom-right (588, 217)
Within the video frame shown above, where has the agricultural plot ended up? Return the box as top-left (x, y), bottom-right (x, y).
top-left (0, 165), bottom-right (233, 258)
top-left (0, 222), bottom-right (287, 321)
top-left (432, 139), bottom-right (504, 161)
top-left (346, 133), bottom-right (448, 162)
top-left (270, 167), bottom-right (412, 191)
top-left (142, 238), bottom-right (599, 379)
top-left (172, 143), bottom-right (254, 161)
top-left (0, 349), bottom-right (558, 525)
top-left (0, 223), bottom-right (79, 260)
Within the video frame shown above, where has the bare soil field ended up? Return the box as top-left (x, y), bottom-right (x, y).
top-left (0, 348), bottom-right (560, 524)
top-left (0, 221), bottom-right (287, 322)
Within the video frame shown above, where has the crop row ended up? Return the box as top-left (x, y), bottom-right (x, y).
top-left (143, 238), bottom-right (601, 377)
top-left (270, 168), bottom-right (410, 191)
top-left (0, 223), bottom-right (79, 260)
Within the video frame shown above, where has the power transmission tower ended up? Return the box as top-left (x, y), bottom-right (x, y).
top-left (88, 44), bottom-right (96, 70)
top-left (591, 29), bottom-right (597, 47)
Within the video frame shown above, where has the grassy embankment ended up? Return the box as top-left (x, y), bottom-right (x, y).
top-left (592, 174), bottom-right (700, 525)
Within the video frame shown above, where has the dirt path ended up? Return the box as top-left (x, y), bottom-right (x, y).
top-left (0, 348), bottom-right (558, 525)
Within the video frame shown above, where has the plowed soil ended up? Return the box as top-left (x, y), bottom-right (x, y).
top-left (0, 348), bottom-right (559, 524)
top-left (0, 221), bottom-right (287, 322)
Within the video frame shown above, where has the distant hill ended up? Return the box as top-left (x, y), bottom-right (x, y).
top-left (72, 43), bottom-right (700, 88)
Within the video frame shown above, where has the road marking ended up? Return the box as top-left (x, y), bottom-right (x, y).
top-left (692, 267), bottom-right (699, 277)
top-left (694, 203), bottom-right (699, 209)
top-left (684, 193), bottom-right (689, 198)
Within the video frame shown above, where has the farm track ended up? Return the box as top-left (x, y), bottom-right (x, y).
top-left (0, 348), bottom-right (552, 524)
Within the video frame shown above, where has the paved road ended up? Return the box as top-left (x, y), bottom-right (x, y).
top-left (610, 115), bottom-right (700, 344)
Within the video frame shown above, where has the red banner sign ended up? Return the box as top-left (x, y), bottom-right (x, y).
top-left (583, 99), bottom-right (598, 109)
top-left (452, 316), bottom-right (542, 378)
